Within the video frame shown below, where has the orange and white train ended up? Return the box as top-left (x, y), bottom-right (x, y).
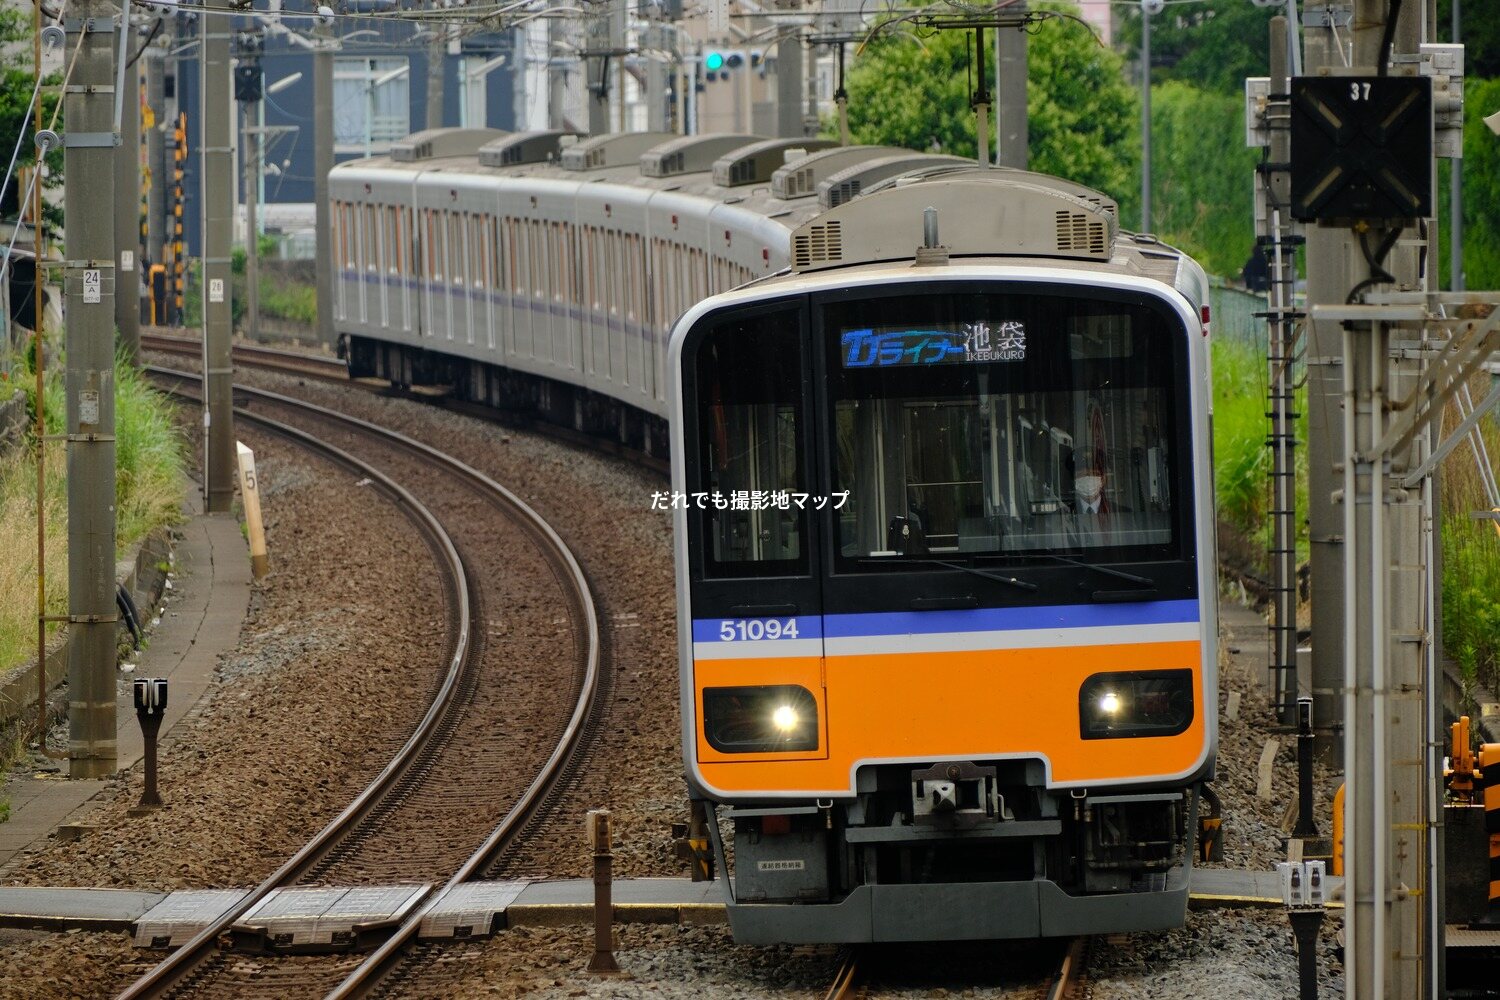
top-left (332, 127), bottom-right (1218, 943)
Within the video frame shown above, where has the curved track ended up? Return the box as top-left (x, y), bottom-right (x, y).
top-left (121, 368), bottom-right (603, 999)
top-left (139, 330), bottom-right (669, 473)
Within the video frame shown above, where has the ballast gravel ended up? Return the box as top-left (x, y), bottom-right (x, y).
top-left (1, 354), bottom-right (1351, 996)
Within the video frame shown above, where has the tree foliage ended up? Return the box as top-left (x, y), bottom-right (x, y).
top-left (1146, 81), bottom-right (1258, 276)
top-left (1437, 77), bottom-right (1500, 290)
top-left (1436, 0), bottom-right (1500, 77)
top-left (1115, 0), bottom-right (1276, 97)
top-left (840, 10), bottom-right (1137, 213)
top-left (0, 9), bottom-right (63, 225)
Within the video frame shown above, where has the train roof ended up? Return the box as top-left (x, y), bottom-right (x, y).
top-left (330, 128), bottom-right (1206, 305)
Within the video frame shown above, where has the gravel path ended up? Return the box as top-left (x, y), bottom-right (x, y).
top-left (1, 436), bottom-right (448, 890)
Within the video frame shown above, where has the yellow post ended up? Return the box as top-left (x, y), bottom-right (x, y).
top-left (235, 443), bottom-right (269, 578)
top-left (1332, 782), bottom-right (1345, 877)
top-left (1480, 744), bottom-right (1500, 906)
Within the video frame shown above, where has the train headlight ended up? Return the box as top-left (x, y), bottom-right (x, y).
top-left (703, 685), bottom-right (818, 753)
top-left (1079, 670), bottom-right (1193, 740)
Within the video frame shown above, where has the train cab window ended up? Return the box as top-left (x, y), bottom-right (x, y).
top-left (822, 289), bottom-right (1183, 571)
top-left (690, 308), bottom-right (807, 577)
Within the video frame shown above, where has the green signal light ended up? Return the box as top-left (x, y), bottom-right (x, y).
top-left (705, 52), bottom-right (725, 71)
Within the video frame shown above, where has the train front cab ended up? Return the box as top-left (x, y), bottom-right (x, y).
top-left (670, 270), bottom-right (1218, 943)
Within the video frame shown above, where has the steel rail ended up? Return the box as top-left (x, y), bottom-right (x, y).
top-left (141, 331), bottom-right (348, 379)
top-left (1046, 936), bottom-right (1088, 1000)
top-left (132, 367), bottom-right (604, 999)
top-left (825, 950), bottom-right (861, 1000)
top-left (263, 378), bottom-right (605, 997)
top-left (119, 367), bottom-right (475, 1000)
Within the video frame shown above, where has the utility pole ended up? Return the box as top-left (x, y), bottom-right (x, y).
top-left (427, 8), bottom-right (447, 130)
top-left (234, 31), bottom-right (263, 342)
top-left (243, 107), bottom-right (259, 341)
top-left (1449, 0), bottom-right (1462, 290)
top-left (314, 30), bottom-right (334, 347)
top-left (645, 23), bottom-right (668, 132)
top-left (115, 48), bottom-right (141, 363)
top-left (1139, 0), bottom-right (1152, 231)
top-left (548, 9), bottom-right (565, 130)
top-left (1296, 0), bottom-right (1432, 995)
top-left (63, 0), bottom-right (121, 779)
top-left (994, 4), bottom-right (1027, 168)
top-left (584, 3), bottom-right (612, 135)
top-left (145, 48), bottom-right (166, 314)
top-left (775, 30), bottom-right (804, 138)
top-left (972, 26), bottom-right (989, 167)
top-left (200, 2), bottom-right (234, 513)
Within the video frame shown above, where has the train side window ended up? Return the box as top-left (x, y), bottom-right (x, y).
top-left (394, 208), bottom-right (403, 273)
top-left (490, 216), bottom-right (501, 288)
top-left (452, 213), bottom-right (465, 287)
top-left (690, 307), bottom-right (807, 576)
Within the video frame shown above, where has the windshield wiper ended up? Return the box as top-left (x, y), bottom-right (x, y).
top-left (1007, 552), bottom-right (1155, 588)
top-left (858, 557), bottom-right (1038, 592)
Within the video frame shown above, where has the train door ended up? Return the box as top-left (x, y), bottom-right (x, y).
top-left (682, 301), bottom-right (827, 770)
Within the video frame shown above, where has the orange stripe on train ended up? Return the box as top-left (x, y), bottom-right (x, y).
top-left (694, 639), bottom-right (1204, 794)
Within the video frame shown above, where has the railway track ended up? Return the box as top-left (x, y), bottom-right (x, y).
top-left (139, 329), bottom-right (670, 473)
top-left (141, 331), bottom-right (348, 381)
top-left (822, 937), bottom-right (1091, 1000)
top-left (123, 368), bottom-right (604, 999)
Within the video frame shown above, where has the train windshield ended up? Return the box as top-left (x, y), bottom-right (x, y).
top-left (822, 289), bottom-right (1184, 570)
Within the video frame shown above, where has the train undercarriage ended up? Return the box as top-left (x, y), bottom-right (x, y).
top-left (704, 762), bottom-right (1200, 943)
top-left (342, 333), bottom-right (670, 459)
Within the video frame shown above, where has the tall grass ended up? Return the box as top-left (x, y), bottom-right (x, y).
top-left (0, 354), bottom-right (187, 673)
top-left (1211, 338), bottom-right (1309, 572)
top-left (1440, 381), bottom-right (1500, 694)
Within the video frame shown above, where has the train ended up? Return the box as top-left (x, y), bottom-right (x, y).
top-left (330, 126), bottom-right (1219, 943)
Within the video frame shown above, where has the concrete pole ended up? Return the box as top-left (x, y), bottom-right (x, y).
top-left (115, 52), bottom-right (141, 362)
top-left (1303, 10), bottom-right (1352, 758)
top-left (427, 19), bottom-right (446, 130)
top-left (775, 31), bottom-right (803, 138)
top-left (548, 10), bottom-right (566, 130)
top-left (995, 9), bottom-right (1027, 169)
top-left (586, 7), bottom-right (609, 135)
top-left (63, 0), bottom-right (120, 779)
top-left (242, 101), bottom-right (259, 341)
top-left (1306, 0), bottom-right (1428, 995)
top-left (1449, 0), bottom-right (1462, 290)
top-left (315, 36), bottom-right (334, 347)
top-left (610, 0), bottom-right (626, 133)
top-left (200, 6), bottom-right (234, 513)
top-left (1140, 1), bottom-right (1151, 231)
top-left (972, 27), bottom-right (989, 167)
top-left (646, 25), bottom-right (667, 132)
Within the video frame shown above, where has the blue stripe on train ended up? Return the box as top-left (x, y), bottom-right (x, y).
top-left (692, 600), bottom-right (1199, 644)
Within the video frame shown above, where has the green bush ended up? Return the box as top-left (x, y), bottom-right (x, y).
top-left (1440, 389), bottom-right (1500, 693)
top-left (1147, 82), bottom-right (1260, 278)
top-left (1211, 338), bottom-right (1309, 573)
top-left (0, 353), bottom-right (187, 672)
